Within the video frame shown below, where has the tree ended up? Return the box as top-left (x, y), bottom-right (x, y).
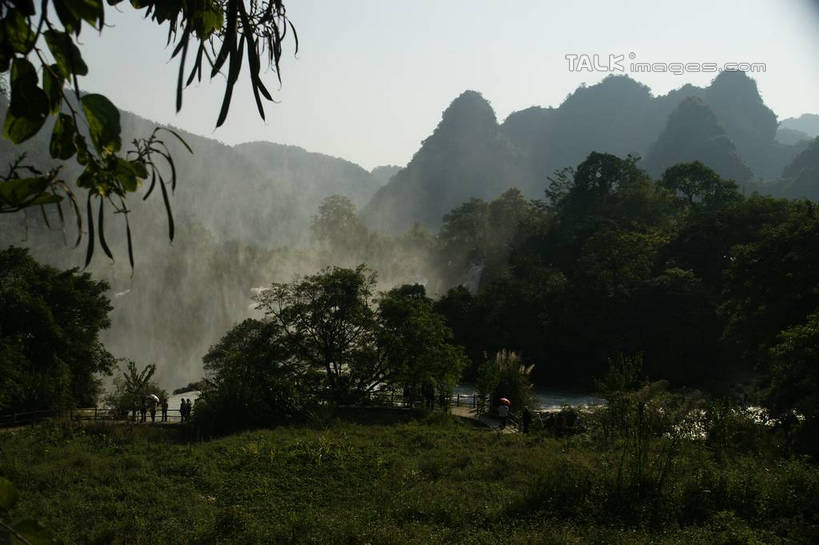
top-left (377, 284), bottom-right (467, 393)
top-left (659, 161), bottom-right (740, 208)
top-left (255, 265), bottom-right (379, 403)
top-left (198, 318), bottom-right (317, 433)
top-left (475, 350), bottom-right (534, 413)
top-left (105, 359), bottom-right (165, 417)
top-left (310, 195), bottom-right (370, 258)
top-left (0, 0), bottom-right (296, 265)
top-left (766, 311), bottom-right (819, 422)
top-left (254, 267), bottom-right (468, 404)
top-left (0, 246), bottom-right (114, 411)
top-left (720, 200), bottom-right (819, 370)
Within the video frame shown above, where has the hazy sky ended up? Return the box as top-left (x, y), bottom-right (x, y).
top-left (78, 0), bottom-right (819, 170)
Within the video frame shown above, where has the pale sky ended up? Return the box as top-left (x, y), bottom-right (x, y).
top-left (77, 0), bottom-right (819, 170)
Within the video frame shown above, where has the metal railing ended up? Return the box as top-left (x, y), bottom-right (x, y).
top-left (0, 407), bottom-right (194, 427)
top-left (0, 393), bottom-right (499, 428)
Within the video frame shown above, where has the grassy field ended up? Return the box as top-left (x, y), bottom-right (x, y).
top-left (1, 409), bottom-right (817, 544)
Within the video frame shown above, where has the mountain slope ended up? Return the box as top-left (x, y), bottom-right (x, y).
top-left (644, 97), bottom-right (753, 182)
top-left (361, 91), bottom-right (530, 234)
top-left (363, 73), bottom-right (810, 233)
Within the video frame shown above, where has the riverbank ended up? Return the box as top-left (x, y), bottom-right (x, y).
top-left (1, 409), bottom-right (816, 544)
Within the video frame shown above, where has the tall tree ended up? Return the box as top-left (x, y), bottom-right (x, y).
top-left (377, 284), bottom-right (467, 392)
top-left (255, 265), bottom-right (379, 403)
top-left (0, 246), bottom-right (114, 410)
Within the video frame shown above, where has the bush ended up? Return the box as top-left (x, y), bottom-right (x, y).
top-left (476, 350), bottom-right (534, 414)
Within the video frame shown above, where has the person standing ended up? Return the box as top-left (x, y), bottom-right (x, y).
top-left (149, 401), bottom-right (156, 423)
top-left (161, 397), bottom-right (168, 422)
top-left (497, 401), bottom-right (509, 430)
top-left (139, 398), bottom-right (147, 423)
top-left (179, 398), bottom-right (186, 423)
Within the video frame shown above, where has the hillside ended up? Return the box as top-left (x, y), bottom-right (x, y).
top-left (361, 73), bottom-right (810, 234)
top-left (0, 101), bottom-right (387, 387)
top-left (361, 91), bottom-right (530, 234)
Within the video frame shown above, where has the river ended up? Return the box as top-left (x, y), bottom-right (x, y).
top-left (452, 385), bottom-right (604, 411)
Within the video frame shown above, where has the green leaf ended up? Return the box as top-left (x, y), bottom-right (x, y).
top-left (52, 0), bottom-right (103, 33)
top-left (81, 94), bottom-right (121, 154)
top-left (0, 177), bottom-right (50, 207)
top-left (194, 1), bottom-right (223, 38)
top-left (114, 158), bottom-right (145, 192)
top-left (2, 9), bottom-right (36, 53)
top-left (157, 127), bottom-right (193, 154)
top-left (74, 133), bottom-right (91, 165)
top-left (3, 59), bottom-right (49, 144)
top-left (50, 114), bottom-right (77, 160)
top-left (77, 166), bottom-right (96, 189)
top-left (53, 0), bottom-right (80, 34)
top-left (44, 30), bottom-right (89, 77)
top-left (0, 476), bottom-right (19, 510)
top-left (72, 0), bottom-right (104, 28)
top-left (29, 193), bottom-right (63, 206)
top-left (42, 67), bottom-right (64, 114)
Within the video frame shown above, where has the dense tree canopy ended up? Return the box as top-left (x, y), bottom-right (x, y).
top-left (434, 152), bottom-right (819, 416)
top-left (253, 266), bottom-right (466, 406)
top-left (0, 246), bottom-right (114, 411)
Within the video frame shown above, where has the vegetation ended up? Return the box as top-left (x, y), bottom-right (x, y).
top-left (0, 0), bottom-right (296, 264)
top-left (1, 56), bottom-right (818, 543)
top-left (475, 350), bottom-right (535, 413)
top-left (0, 246), bottom-right (114, 411)
top-left (434, 153), bottom-right (819, 430)
top-left (105, 360), bottom-right (167, 418)
top-left (1, 407), bottom-right (817, 544)
top-left (197, 267), bottom-right (467, 434)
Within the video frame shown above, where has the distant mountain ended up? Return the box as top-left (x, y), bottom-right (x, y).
top-left (772, 137), bottom-right (819, 199)
top-left (777, 127), bottom-right (812, 146)
top-left (780, 114), bottom-right (819, 138)
top-left (644, 97), bottom-right (753, 183)
top-left (361, 91), bottom-right (529, 234)
top-left (370, 165), bottom-right (402, 185)
top-left (0, 100), bottom-right (386, 250)
top-left (362, 73), bottom-right (809, 233)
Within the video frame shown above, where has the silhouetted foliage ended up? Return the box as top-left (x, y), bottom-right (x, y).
top-left (0, 246), bottom-right (114, 411)
top-left (0, 0), bottom-right (296, 265)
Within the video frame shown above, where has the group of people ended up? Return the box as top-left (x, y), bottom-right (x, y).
top-left (179, 398), bottom-right (194, 423)
top-left (137, 396), bottom-right (194, 423)
top-left (496, 399), bottom-right (532, 433)
top-left (139, 397), bottom-right (168, 423)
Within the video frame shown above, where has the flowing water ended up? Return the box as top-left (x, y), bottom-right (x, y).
top-left (452, 385), bottom-right (604, 411)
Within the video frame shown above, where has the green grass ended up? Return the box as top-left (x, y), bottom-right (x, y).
top-left (0, 410), bottom-right (817, 544)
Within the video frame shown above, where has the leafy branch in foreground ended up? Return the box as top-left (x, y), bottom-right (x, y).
top-left (0, 0), bottom-right (296, 266)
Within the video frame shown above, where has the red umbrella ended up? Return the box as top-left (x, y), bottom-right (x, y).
top-left (498, 397), bottom-right (511, 406)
